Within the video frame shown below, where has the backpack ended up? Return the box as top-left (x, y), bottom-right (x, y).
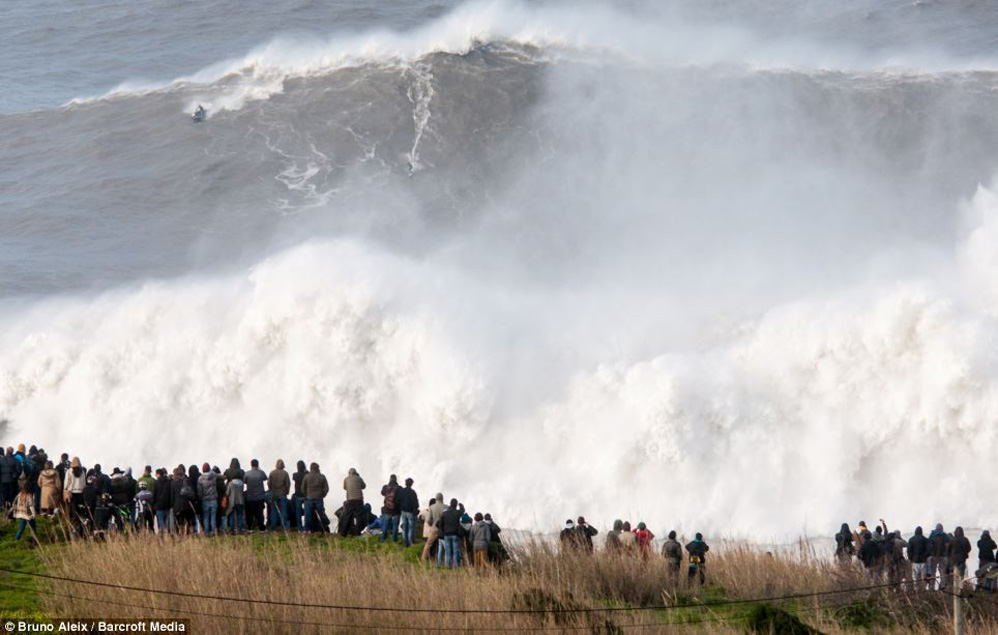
top-left (383, 484), bottom-right (397, 511)
top-left (180, 481), bottom-right (194, 501)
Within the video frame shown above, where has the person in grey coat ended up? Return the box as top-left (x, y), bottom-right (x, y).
top-left (243, 459), bottom-right (268, 532)
top-left (470, 513), bottom-right (492, 567)
top-left (267, 459), bottom-right (291, 530)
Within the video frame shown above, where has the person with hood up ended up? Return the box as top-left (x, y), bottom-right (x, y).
top-left (37, 461), bottom-right (61, 517)
top-left (686, 533), bottom-right (710, 585)
top-left (397, 478), bottom-right (420, 547)
top-left (470, 513), bottom-right (492, 567)
top-left (978, 530), bottom-right (998, 592)
top-left (948, 526), bottom-right (972, 579)
top-left (421, 495), bottom-right (445, 561)
top-left (605, 520), bottom-right (623, 553)
top-left (172, 466), bottom-right (196, 534)
top-left (291, 460), bottom-right (307, 532)
top-left (835, 523), bottom-right (855, 566)
top-left (662, 531), bottom-right (683, 584)
top-left (242, 459), bottom-right (267, 532)
top-left (483, 513), bottom-right (507, 565)
top-left (268, 459), bottom-right (291, 530)
top-left (379, 474), bottom-right (401, 543)
top-left (634, 522), bottom-right (655, 560)
top-left (978, 530), bottom-right (997, 570)
top-left (152, 468), bottom-right (173, 534)
top-left (928, 523), bottom-right (950, 590)
top-left (186, 465), bottom-right (202, 521)
top-left (1, 447), bottom-right (21, 509)
top-left (224, 475), bottom-right (246, 533)
top-left (908, 526), bottom-right (931, 590)
top-left (197, 463), bottom-right (219, 536)
top-left (302, 463), bottom-right (329, 533)
top-left (339, 468), bottom-right (366, 537)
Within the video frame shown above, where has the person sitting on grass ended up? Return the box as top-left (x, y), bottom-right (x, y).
top-left (11, 482), bottom-right (37, 541)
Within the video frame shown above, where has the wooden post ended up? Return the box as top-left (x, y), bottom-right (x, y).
top-left (954, 569), bottom-right (964, 635)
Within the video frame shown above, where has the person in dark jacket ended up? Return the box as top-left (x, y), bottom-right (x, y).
top-left (929, 524), bottom-right (950, 590)
top-left (379, 474), bottom-right (402, 543)
top-left (979, 530), bottom-right (997, 569)
top-left (92, 464), bottom-right (111, 496)
top-left (187, 465), bottom-right (202, 523)
top-left (56, 453), bottom-right (71, 486)
top-left (949, 526), bottom-right (972, 578)
top-left (436, 498), bottom-right (464, 568)
top-left (152, 469), bottom-right (173, 534)
top-left (171, 466), bottom-right (196, 534)
top-left (858, 536), bottom-right (881, 580)
top-left (574, 517), bottom-right (599, 553)
top-left (291, 460), bottom-right (307, 532)
top-left (224, 458), bottom-right (244, 482)
top-left (0, 447), bottom-right (21, 510)
top-left (396, 478), bottom-right (420, 547)
top-left (908, 526), bottom-right (931, 589)
top-left (109, 467), bottom-right (136, 529)
top-left (686, 533), bottom-right (710, 585)
top-left (835, 523), bottom-right (854, 566)
top-left (243, 459), bottom-right (267, 532)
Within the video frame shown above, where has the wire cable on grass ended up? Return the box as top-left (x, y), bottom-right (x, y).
top-left (0, 566), bottom-right (940, 615)
top-left (0, 580), bottom-right (748, 632)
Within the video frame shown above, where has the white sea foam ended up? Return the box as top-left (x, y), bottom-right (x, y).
top-left (63, 0), bottom-right (998, 115)
top-left (4, 183), bottom-right (998, 536)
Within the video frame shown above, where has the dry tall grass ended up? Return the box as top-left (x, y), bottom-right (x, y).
top-left (16, 532), bottom-right (998, 634)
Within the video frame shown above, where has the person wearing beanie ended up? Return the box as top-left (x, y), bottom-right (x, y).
top-left (662, 530), bottom-right (683, 584)
top-left (197, 462), bottom-right (219, 536)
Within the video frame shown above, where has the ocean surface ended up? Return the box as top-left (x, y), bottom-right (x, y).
top-left (4, 0), bottom-right (998, 536)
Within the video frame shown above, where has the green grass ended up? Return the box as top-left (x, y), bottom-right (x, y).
top-left (0, 516), bottom-right (52, 618)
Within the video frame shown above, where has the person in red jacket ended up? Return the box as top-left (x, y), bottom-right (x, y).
top-left (634, 522), bottom-right (655, 560)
